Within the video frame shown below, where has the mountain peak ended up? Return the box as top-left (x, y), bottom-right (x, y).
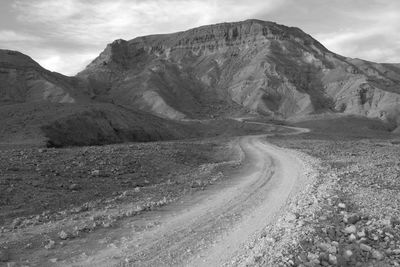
top-left (0, 49), bottom-right (41, 69)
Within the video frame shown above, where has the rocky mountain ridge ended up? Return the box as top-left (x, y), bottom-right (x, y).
top-left (77, 19), bottom-right (400, 127)
top-left (1, 19), bottom-right (400, 133)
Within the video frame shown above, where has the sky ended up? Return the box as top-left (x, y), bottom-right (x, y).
top-left (0, 0), bottom-right (399, 76)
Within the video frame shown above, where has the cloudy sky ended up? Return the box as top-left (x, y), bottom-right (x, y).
top-left (1, 0), bottom-right (399, 75)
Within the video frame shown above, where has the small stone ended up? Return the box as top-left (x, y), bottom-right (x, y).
top-left (49, 258), bottom-right (58, 263)
top-left (44, 239), bottom-right (56, 250)
top-left (344, 225), bottom-right (357, 234)
top-left (102, 222), bottom-right (112, 228)
top-left (338, 203), bottom-right (346, 209)
top-left (328, 254), bottom-right (337, 265)
top-left (392, 249), bottom-right (400, 255)
top-left (347, 214), bottom-right (361, 224)
top-left (317, 242), bottom-right (337, 254)
top-left (349, 234), bottom-right (356, 242)
top-left (69, 184), bottom-right (80, 190)
top-left (343, 250), bottom-right (353, 260)
top-left (372, 250), bottom-right (385, 261)
top-left (360, 243), bottom-right (372, 252)
top-left (357, 230), bottom-right (366, 238)
top-left (58, 230), bottom-right (68, 240)
top-left (38, 148), bottom-right (46, 153)
top-left (91, 170), bottom-right (100, 176)
top-left (307, 252), bottom-right (320, 264)
top-left (6, 262), bottom-right (17, 267)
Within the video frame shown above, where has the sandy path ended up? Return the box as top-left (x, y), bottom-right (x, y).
top-left (61, 124), bottom-right (308, 266)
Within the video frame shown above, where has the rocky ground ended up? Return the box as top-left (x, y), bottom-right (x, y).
top-left (231, 125), bottom-right (400, 266)
top-left (0, 137), bottom-right (244, 265)
top-left (1, 116), bottom-right (399, 266)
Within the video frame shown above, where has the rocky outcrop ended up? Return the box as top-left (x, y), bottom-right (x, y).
top-left (78, 19), bottom-right (400, 126)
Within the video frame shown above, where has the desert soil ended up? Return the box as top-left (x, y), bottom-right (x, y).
top-left (1, 117), bottom-right (400, 267)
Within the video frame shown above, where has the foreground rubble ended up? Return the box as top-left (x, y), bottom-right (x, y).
top-left (234, 136), bottom-right (400, 266)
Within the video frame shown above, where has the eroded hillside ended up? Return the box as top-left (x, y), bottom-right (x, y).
top-left (78, 19), bottom-right (400, 127)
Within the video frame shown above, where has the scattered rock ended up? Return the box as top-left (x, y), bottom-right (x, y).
top-left (344, 225), bottom-right (357, 234)
top-left (357, 230), bottom-right (366, 238)
top-left (371, 249), bottom-right (385, 261)
top-left (393, 249), bottom-right (400, 255)
top-left (338, 203), bottom-right (346, 209)
top-left (317, 242), bottom-right (337, 254)
top-left (307, 252), bottom-right (320, 264)
top-left (91, 170), bottom-right (100, 176)
top-left (58, 230), bottom-right (69, 240)
top-left (44, 239), bottom-right (56, 250)
top-left (328, 254), bottom-right (337, 265)
top-left (343, 249), bottom-right (353, 260)
top-left (346, 214), bottom-right (361, 224)
top-left (69, 183), bottom-right (80, 190)
top-left (360, 243), bottom-right (372, 252)
top-left (349, 234), bottom-right (356, 242)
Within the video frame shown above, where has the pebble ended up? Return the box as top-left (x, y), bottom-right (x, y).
top-left (328, 254), bottom-right (337, 265)
top-left (344, 249), bottom-right (353, 259)
top-left (346, 214), bottom-right (361, 224)
top-left (360, 243), bottom-right (372, 252)
top-left (371, 249), bottom-right (385, 260)
top-left (45, 240), bottom-right (56, 250)
top-left (338, 203), bottom-right (346, 209)
top-left (349, 234), bottom-right (356, 242)
top-left (307, 252), bottom-right (320, 264)
top-left (393, 249), bottom-right (400, 255)
top-left (357, 230), bottom-right (366, 238)
top-left (58, 230), bottom-right (69, 240)
top-left (69, 183), bottom-right (80, 190)
top-left (344, 225), bottom-right (357, 234)
top-left (91, 170), bottom-right (100, 176)
top-left (317, 242), bottom-right (337, 254)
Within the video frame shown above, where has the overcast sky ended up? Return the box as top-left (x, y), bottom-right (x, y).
top-left (1, 0), bottom-right (399, 75)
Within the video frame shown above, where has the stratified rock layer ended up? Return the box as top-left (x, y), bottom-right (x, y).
top-left (78, 19), bottom-right (400, 125)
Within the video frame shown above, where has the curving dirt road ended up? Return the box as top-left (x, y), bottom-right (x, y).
top-left (62, 125), bottom-right (309, 266)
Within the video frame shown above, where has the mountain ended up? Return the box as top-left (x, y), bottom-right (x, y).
top-left (78, 19), bottom-right (400, 127)
top-left (0, 49), bottom-right (92, 105)
top-left (0, 50), bottom-right (197, 146)
top-left (1, 19), bottom-right (400, 146)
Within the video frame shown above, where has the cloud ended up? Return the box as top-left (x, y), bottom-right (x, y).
top-left (2, 0), bottom-right (400, 74)
top-left (13, 0), bottom-right (286, 44)
top-left (313, 2), bottom-right (400, 63)
top-left (36, 51), bottom-right (98, 76)
top-left (0, 30), bottom-right (42, 42)
top-left (8, 0), bottom-right (286, 74)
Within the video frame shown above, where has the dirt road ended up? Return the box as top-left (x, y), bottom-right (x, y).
top-left (61, 126), bottom-right (309, 266)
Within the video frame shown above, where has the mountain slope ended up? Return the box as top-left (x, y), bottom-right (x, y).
top-left (0, 50), bottom-right (93, 105)
top-left (78, 19), bottom-right (400, 126)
